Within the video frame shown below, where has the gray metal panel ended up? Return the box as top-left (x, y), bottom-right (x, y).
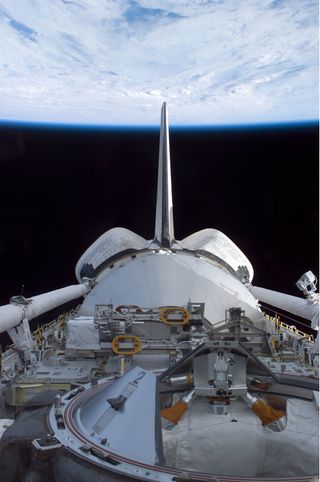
top-left (73, 367), bottom-right (160, 465)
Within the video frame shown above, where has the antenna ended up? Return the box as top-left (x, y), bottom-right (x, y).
top-left (154, 103), bottom-right (175, 248)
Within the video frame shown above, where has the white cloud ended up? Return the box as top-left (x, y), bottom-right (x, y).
top-left (0, 0), bottom-right (317, 124)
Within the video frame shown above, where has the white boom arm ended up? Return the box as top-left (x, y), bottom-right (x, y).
top-left (0, 283), bottom-right (89, 334)
top-left (250, 285), bottom-right (319, 329)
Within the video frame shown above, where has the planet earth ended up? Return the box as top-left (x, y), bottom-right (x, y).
top-left (0, 0), bottom-right (318, 126)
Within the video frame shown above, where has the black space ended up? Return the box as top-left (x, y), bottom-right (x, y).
top-left (0, 123), bottom-right (318, 307)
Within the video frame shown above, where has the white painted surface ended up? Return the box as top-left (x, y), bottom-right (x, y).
top-left (80, 250), bottom-right (261, 323)
top-left (75, 227), bottom-right (149, 282)
top-left (250, 285), bottom-right (319, 328)
top-left (180, 228), bottom-right (254, 281)
top-left (66, 316), bottom-right (99, 351)
top-left (0, 284), bottom-right (89, 333)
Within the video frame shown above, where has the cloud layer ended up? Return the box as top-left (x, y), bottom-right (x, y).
top-left (0, 0), bottom-right (318, 125)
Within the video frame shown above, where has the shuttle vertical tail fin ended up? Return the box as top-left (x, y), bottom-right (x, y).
top-left (154, 102), bottom-right (175, 248)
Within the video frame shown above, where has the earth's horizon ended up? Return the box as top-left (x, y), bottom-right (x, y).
top-left (0, 119), bottom-right (318, 131)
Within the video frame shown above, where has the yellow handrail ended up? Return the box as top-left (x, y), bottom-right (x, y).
top-left (263, 313), bottom-right (314, 342)
top-left (32, 305), bottom-right (80, 346)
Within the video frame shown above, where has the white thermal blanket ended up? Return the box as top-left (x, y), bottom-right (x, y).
top-left (162, 397), bottom-right (318, 477)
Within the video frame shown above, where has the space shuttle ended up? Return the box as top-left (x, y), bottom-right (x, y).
top-left (0, 103), bottom-right (318, 481)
